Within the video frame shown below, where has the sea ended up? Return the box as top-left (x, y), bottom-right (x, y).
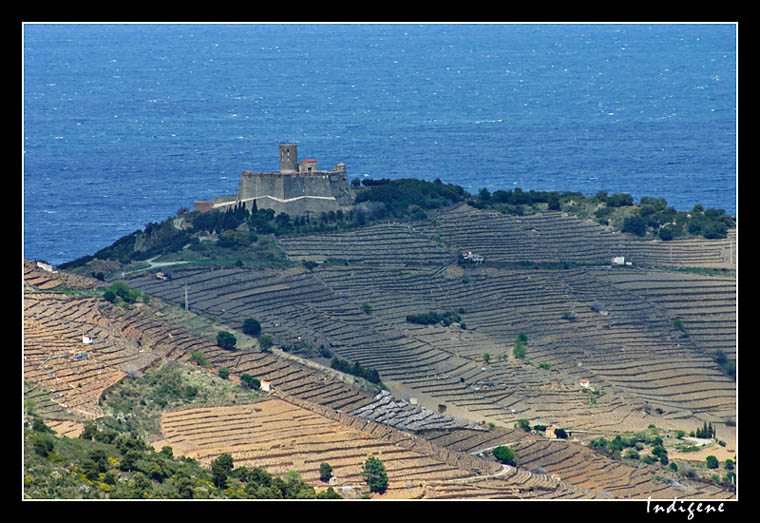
top-left (23, 23), bottom-right (737, 266)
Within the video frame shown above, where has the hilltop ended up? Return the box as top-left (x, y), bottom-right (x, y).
top-left (56, 178), bottom-right (735, 279)
top-left (24, 178), bottom-right (737, 500)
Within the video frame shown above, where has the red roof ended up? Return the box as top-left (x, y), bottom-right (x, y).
top-left (299, 158), bottom-right (317, 163)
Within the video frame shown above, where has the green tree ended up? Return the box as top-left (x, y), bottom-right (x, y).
top-left (316, 487), bottom-right (343, 499)
top-left (211, 453), bottom-right (234, 488)
top-left (240, 374), bottom-right (261, 390)
top-left (216, 331), bottom-right (237, 350)
top-left (32, 417), bottom-right (55, 433)
top-left (33, 436), bottom-right (55, 457)
top-left (259, 335), bottom-right (274, 352)
top-left (88, 448), bottom-right (109, 473)
top-left (119, 449), bottom-right (141, 472)
top-left (493, 446), bottom-right (516, 466)
top-left (622, 215), bottom-right (647, 237)
top-left (218, 367), bottom-right (230, 380)
top-left (189, 351), bottom-right (209, 366)
top-left (706, 455), bottom-right (719, 469)
top-left (319, 462), bottom-right (333, 483)
top-left (243, 318), bottom-right (262, 336)
top-left (513, 338), bottom-right (526, 360)
top-left (80, 422), bottom-right (99, 440)
top-left (361, 456), bottom-right (389, 494)
top-left (174, 474), bottom-right (194, 499)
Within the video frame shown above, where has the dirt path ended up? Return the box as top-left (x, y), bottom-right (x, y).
top-left (121, 257), bottom-right (191, 277)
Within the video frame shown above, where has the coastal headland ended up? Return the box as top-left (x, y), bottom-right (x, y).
top-left (24, 151), bottom-right (737, 500)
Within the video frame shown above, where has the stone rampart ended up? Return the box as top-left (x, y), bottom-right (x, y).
top-left (233, 169), bottom-right (352, 215)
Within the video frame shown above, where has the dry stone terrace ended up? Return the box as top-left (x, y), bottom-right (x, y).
top-left (23, 251), bottom-right (736, 499)
top-left (594, 269), bottom-right (737, 362)
top-left (421, 425), bottom-right (733, 500)
top-left (127, 224), bottom-right (735, 436)
top-left (23, 293), bottom-right (155, 420)
top-left (429, 204), bottom-right (736, 269)
top-left (277, 222), bottom-right (456, 267)
top-left (155, 392), bottom-right (601, 499)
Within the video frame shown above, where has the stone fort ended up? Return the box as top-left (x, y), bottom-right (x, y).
top-left (194, 144), bottom-right (354, 216)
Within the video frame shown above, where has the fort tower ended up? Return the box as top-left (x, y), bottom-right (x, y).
top-left (279, 143), bottom-right (298, 173)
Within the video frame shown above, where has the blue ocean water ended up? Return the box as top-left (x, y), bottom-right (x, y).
top-left (23, 23), bottom-right (737, 266)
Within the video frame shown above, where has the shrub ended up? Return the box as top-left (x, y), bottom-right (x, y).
top-left (242, 318), bottom-right (261, 336)
top-left (658, 225), bottom-right (675, 241)
top-left (258, 335), bottom-right (274, 352)
top-left (216, 331), bottom-right (237, 350)
top-left (218, 368), bottom-right (230, 380)
top-left (606, 193), bottom-right (634, 207)
top-left (405, 311), bottom-right (461, 326)
top-left (33, 436), bottom-right (55, 457)
top-left (562, 310), bottom-right (577, 321)
top-left (240, 374), bottom-right (260, 390)
top-left (622, 215), bottom-right (647, 236)
top-left (189, 351), bottom-right (208, 366)
top-left (706, 455), bottom-right (719, 469)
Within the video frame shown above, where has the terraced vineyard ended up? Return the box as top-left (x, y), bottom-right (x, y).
top-left (421, 426), bottom-right (733, 500)
top-left (23, 202), bottom-right (737, 500)
top-left (156, 392), bottom-right (600, 499)
top-left (594, 269), bottom-right (737, 362)
top-left (24, 293), bottom-right (137, 420)
top-left (430, 204), bottom-right (736, 269)
top-left (23, 268), bottom-right (222, 421)
top-left (131, 257), bottom-right (735, 436)
top-left (278, 222), bottom-right (456, 267)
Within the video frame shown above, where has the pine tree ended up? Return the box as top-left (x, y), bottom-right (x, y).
top-left (361, 456), bottom-right (388, 494)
